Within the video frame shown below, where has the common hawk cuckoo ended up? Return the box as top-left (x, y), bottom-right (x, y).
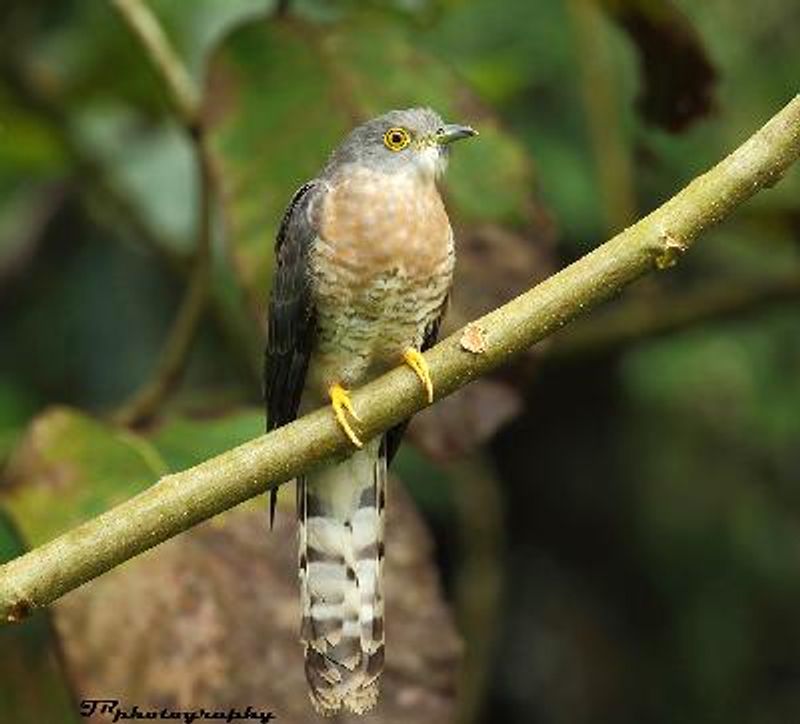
top-left (265, 107), bottom-right (476, 715)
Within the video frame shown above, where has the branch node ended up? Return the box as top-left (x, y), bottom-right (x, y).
top-left (655, 231), bottom-right (689, 269)
top-left (5, 597), bottom-right (32, 623)
top-left (460, 323), bottom-right (488, 354)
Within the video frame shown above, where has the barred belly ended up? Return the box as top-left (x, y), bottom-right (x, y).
top-left (307, 259), bottom-right (450, 395)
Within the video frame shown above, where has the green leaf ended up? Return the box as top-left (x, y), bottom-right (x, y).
top-left (1, 407), bottom-right (264, 548)
top-left (16, 2), bottom-right (275, 256)
top-left (0, 508), bottom-right (26, 562)
top-left (74, 108), bottom-right (197, 250)
top-left (0, 380), bottom-right (38, 467)
top-left (147, 0), bottom-right (276, 82)
top-left (1, 406), bottom-right (165, 546)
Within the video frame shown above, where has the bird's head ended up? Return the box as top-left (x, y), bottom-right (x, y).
top-left (325, 107), bottom-right (478, 181)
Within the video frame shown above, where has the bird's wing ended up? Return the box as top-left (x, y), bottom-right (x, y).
top-left (265, 180), bottom-right (322, 523)
top-left (383, 297), bottom-right (449, 464)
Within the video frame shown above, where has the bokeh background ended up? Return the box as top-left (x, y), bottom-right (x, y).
top-left (1, 1), bottom-right (800, 723)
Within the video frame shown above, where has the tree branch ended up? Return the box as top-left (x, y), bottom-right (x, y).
top-left (2, 95), bottom-right (800, 623)
top-left (110, 0), bottom-right (214, 426)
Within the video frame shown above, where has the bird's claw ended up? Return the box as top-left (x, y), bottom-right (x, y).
top-left (329, 383), bottom-right (363, 448)
top-left (403, 348), bottom-right (434, 404)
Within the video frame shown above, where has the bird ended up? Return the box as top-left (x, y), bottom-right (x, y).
top-left (264, 107), bottom-right (477, 715)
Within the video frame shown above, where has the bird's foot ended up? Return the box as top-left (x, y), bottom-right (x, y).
top-left (329, 383), bottom-right (363, 448)
top-left (403, 348), bottom-right (434, 404)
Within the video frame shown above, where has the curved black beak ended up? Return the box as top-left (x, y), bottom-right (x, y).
top-left (436, 123), bottom-right (479, 145)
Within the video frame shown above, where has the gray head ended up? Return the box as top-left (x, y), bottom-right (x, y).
top-left (323, 107), bottom-right (477, 180)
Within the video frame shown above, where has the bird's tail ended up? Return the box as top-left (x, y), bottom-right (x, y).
top-left (298, 437), bottom-right (386, 716)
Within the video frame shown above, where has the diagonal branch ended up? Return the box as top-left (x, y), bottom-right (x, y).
top-left (1, 95), bottom-right (800, 623)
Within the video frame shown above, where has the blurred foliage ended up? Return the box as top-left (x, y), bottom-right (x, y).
top-left (0, 1), bottom-right (799, 723)
top-left (151, 406), bottom-right (263, 470)
top-left (209, 10), bottom-right (536, 304)
top-left (3, 407), bottom-right (165, 545)
top-left (3, 406), bottom-right (265, 545)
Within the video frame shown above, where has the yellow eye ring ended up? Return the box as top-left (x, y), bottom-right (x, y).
top-left (383, 127), bottom-right (411, 152)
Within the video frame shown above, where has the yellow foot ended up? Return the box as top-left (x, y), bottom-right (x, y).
top-left (329, 383), bottom-right (363, 448)
top-left (403, 348), bottom-right (434, 404)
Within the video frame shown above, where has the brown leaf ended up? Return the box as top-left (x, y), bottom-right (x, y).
top-left (54, 482), bottom-right (461, 723)
top-left (604, 0), bottom-right (718, 132)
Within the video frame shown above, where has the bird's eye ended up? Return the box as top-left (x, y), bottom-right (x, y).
top-left (383, 127), bottom-right (411, 152)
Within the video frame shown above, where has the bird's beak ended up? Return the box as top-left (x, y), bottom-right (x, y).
top-left (436, 123), bottom-right (479, 145)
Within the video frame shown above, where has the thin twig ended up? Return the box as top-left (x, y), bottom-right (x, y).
top-left (0, 57), bottom-right (187, 270)
top-left (1, 50), bottom-right (260, 392)
top-left (112, 140), bottom-right (215, 426)
top-left (110, 0), bottom-right (199, 128)
top-left (1, 95), bottom-right (799, 622)
top-left (110, 0), bottom-right (215, 426)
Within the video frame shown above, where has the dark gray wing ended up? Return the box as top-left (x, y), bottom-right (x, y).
top-left (265, 180), bottom-right (321, 524)
top-left (383, 300), bottom-right (448, 465)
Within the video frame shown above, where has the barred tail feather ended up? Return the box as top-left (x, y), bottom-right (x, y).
top-left (298, 437), bottom-right (387, 716)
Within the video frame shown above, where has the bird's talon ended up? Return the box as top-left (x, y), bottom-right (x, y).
top-left (403, 348), bottom-right (434, 404)
top-left (329, 384), bottom-right (363, 448)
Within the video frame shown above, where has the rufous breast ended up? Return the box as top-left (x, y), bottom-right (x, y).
top-left (318, 166), bottom-right (452, 281)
